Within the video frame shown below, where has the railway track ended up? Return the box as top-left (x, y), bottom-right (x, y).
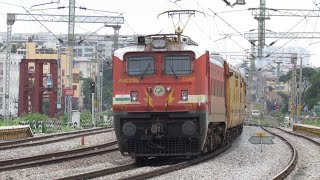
top-left (56, 144), bottom-right (231, 180)
top-left (0, 141), bottom-right (118, 172)
top-left (260, 126), bottom-right (298, 180)
top-left (0, 128), bottom-right (113, 151)
top-left (261, 126), bottom-right (320, 180)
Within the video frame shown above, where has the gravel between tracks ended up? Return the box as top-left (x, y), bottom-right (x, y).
top-left (0, 130), bottom-right (117, 161)
top-left (0, 151), bottom-right (133, 180)
top-left (152, 126), bottom-right (292, 180)
top-left (266, 127), bottom-right (320, 180)
top-left (0, 126), bottom-right (297, 180)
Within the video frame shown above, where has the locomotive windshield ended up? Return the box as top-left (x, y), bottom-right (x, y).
top-left (127, 56), bottom-right (155, 75)
top-left (164, 55), bottom-right (192, 75)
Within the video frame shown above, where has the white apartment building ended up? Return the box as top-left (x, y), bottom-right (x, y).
top-left (0, 52), bottom-right (23, 116)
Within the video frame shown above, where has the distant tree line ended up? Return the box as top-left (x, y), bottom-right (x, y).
top-left (279, 67), bottom-right (320, 112)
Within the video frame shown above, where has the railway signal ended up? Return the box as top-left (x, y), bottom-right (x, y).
top-left (249, 132), bottom-right (274, 152)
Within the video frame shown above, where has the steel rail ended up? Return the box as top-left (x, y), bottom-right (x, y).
top-left (276, 127), bottom-right (320, 146)
top-left (119, 144), bottom-right (231, 180)
top-left (0, 127), bottom-right (107, 146)
top-left (0, 128), bottom-right (113, 151)
top-left (0, 142), bottom-right (118, 172)
top-left (260, 126), bottom-right (298, 180)
top-left (56, 163), bottom-right (137, 180)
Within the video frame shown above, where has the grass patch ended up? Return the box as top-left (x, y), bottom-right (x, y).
top-left (304, 119), bottom-right (320, 127)
top-left (0, 120), bottom-right (20, 126)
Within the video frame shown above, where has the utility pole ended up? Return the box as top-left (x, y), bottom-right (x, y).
top-left (291, 53), bottom-right (297, 124)
top-left (274, 61), bottom-right (282, 84)
top-left (92, 92), bottom-right (95, 127)
top-left (298, 57), bottom-right (303, 123)
top-left (57, 42), bottom-right (62, 113)
top-left (255, 0), bottom-right (269, 58)
top-left (248, 40), bottom-right (256, 106)
top-left (67, 0), bottom-right (76, 122)
top-left (96, 54), bottom-right (102, 112)
top-left (4, 14), bottom-right (14, 121)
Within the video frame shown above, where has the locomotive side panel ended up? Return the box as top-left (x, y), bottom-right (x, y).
top-left (224, 63), bottom-right (244, 129)
top-left (208, 59), bottom-right (226, 124)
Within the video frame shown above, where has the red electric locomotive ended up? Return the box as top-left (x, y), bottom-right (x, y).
top-left (112, 33), bottom-right (246, 162)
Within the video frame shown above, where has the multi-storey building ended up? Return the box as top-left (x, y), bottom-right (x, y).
top-left (0, 32), bottom-right (138, 116)
top-left (0, 53), bottom-right (23, 116)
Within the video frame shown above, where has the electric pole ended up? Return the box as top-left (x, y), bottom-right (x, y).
top-left (298, 57), bottom-right (303, 123)
top-left (255, 0), bottom-right (269, 58)
top-left (67, 0), bottom-right (76, 122)
top-left (274, 61), bottom-right (282, 84)
top-left (248, 40), bottom-right (256, 106)
top-left (4, 14), bottom-right (14, 121)
top-left (291, 53), bottom-right (297, 124)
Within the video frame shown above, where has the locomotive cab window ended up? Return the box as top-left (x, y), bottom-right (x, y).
top-left (164, 55), bottom-right (192, 75)
top-left (127, 56), bottom-right (155, 75)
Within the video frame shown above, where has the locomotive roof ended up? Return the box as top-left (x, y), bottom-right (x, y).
top-left (114, 34), bottom-right (208, 61)
top-left (210, 54), bottom-right (224, 68)
top-left (114, 43), bottom-right (207, 61)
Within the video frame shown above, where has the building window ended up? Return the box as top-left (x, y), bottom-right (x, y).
top-left (84, 48), bottom-right (93, 52)
top-left (0, 63), bottom-right (3, 76)
top-left (73, 73), bottom-right (80, 83)
top-left (0, 96), bottom-right (2, 109)
top-left (73, 85), bottom-right (77, 90)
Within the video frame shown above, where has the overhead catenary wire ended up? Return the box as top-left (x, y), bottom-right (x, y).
top-left (167, 0), bottom-right (246, 64)
top-left (22, 6), bottom-right (64, 43)
top-left (208, 8), bottom-right (252, 46)
top-left (264, 15), bottom-right (312, 58)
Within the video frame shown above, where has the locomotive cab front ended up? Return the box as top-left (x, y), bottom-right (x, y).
top-left (112, 34), bottom-right (209, 159)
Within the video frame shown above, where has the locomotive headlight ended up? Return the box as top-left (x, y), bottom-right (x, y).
top-left (181, 121), bottom-right (196, 135)
top-left (130, 91), bottom-right (138, 101)
top-left (166, 86), bottom-right (171, 92)
top-left (152, 39), bottom-right (166, 49)
top-left (181, 90), bottom-right (188, 101)
top-left (122, 122), bottom-right (136, 136)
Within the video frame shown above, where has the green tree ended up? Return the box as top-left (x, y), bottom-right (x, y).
top-left (279, 67), bottom-right (316, 83)
top-left (278, 92), bottom-right (289, 114)
top-left (80, 110), bottom-right (92, 128)
top-left (19, 113), bottom-right (49, 123)
top-left (82, 77), bottom-right (94, 111)
top-left (102, 65), bottom-right (113, 110)
top-left (279, 67), bottom-right (317, 109)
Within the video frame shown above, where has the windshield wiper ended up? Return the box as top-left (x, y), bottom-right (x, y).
top-left (169, 64), bottom-right (178, 79)
top-left (140, 62), bottom-right (151, 79)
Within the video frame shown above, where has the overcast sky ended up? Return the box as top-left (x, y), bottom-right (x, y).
top-left (1, 0), bottom-right (320, 67)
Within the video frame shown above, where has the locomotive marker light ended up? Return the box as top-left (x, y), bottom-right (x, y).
top-left (166, 86), bottom-right (172, 92)
top-left (130, 91), bottom-right (138, 101)
top-left (122, 122), bottom-right (136, 137)
top-left (181, 90), bottom-right (188, 101)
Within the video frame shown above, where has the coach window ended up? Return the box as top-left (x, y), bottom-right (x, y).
top-left (164, 55), bottom-right (192, 75)
top-left (127, 56), bottom-right (155, 75)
